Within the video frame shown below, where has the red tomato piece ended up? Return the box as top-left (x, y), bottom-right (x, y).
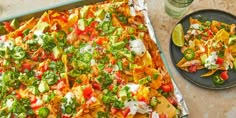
top-left (30, 96), bottom-right (37, 104)
top-left (220, 71), bottom-right (229, 80)
top-left (216, 57), bottom-right (224, 65)
top-left (92, 82), bottom-right (101, 90)
top-left (105, 67), bottom-right (113, 73)
top-left (36, 72), bottom-right (43, 80)
top-left (83, 86), bottom-right (93, 99)
top-left (96, 37), bottom-right (103, 45)
top-left (169, 83), bottom-right (174, 91)
top-left (62, 115), bottom-right (70, 118)
top-left (117, 78), bottom-right (124, 84)
top-left (30, 100), bottom-right (42, 109)
top-left (60, 15), bottom-right (68, 22)
top-left (50, 53), bottom-right (58, 61)
top-left (122, 107), bottom-right (130, 117)
top-left (167, 97), bottom-right (178, 106)
top-left (108, 84), bottom-right (114, 91)
top-left (74, 24), bottom-right (82, 35)
top-left (3, 22), bottom-right (13, 32)
top-left (17, 31), bottom-right (24, 37)
top-left (57, 81), bottom-right (66, 90)
top-left (0, 68), bottom-right (3, 73)
top-left (40, 64), bottom-right (48, 73)
top-left (22, 63), bottom-right (32, 71)
top-left (15, 93), bottom-right (21, 99)
top-left (188, 64), bottom-right (197, 73)
top-left (111, 107), bottom-right (119, 114)
top-left (41, 50), bottom-right (49, 59)
top-left (207, 29), bottom-right (213, 36)
top-left (116, 71), bottom-right (122, 78)
top-left (161, 84), bottom-right (172, 93)
top-left (138, 96), bottom-right (149, 104)
top-left (32, 55), bottom-right (38, 61)
top-left (110, 57), bottom-right (116, 65)
top-left (159, 114), bottom-right (168, 118)
top-left (90, 21), bottom-right (98, 27)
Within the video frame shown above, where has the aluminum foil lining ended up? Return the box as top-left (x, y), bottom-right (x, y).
top-left (129, 0), bottom-right (189, 117)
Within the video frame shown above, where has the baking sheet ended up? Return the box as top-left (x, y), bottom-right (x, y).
top-left (0, 0), bottom-right (189, 117)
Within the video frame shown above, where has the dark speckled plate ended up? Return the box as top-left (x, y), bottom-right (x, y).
top-left (170, 9), bottom-right (236, 89)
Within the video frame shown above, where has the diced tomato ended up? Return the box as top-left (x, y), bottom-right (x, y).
top-left (161, 84), bottom-right (172, 93)
top-left (62, 115), bottom-right (70, 118)
top-left (159, 114), bottom-right (168, 118)
top-left (41, 52), bottom-right (48, 60)
top-left (32, 55), bottom-right (38, 61)
top-left (83, 86), bottom-right (93, 99)
top-left (117, 78), bottom-right (124, 84)
top-left (110, 57), bottom-right (116, 65)
top-left (111, 107), bottom-right (119, 114)
top-left (57, 80), bottom-right (66, 90)
top-left (92, 82), bottom-right (101, 90)
top-left (115, 71), bottom-right (124, 84)
top-left (17, 31), bottom-right (24, 37)
top-left (15, 93), bottom-right (21, 99)
top-left (30, 96), bottom-right (37, 103)
top-left (96, 37), bottom-right (103, 45)
top-left (40, 64), bottom-right (48, 73)
top-left (90, 32), bottom-right (97, 40)
top-left (167, 97), bottom-right (178, 106)
top-left (109, 84), bottom-right (114, 91)
top-left (22, 63), bottom-right (32, 71)
top-left (90, 21), bottom-right (98, 28)
top-left (220, 71), bottom-right (229, 80)
top-left (122, 107), bottom-right (130, 117)
top-left (36, 72), bottom-right (43, 80)
top-left (74, 24), bottom-right (83, 35)
top-left (0, 68), bottom-right (3, 73)
top-left (138, 96), bottom-right (149, 104)
top-left (188, 64), bottom-right (197, 73)
top-left (105, 67), bottom-right (113, 73)
top-left (207, 29), bottom-right (213, 36)
top-left (169, 83), bottom-right (174, 91)
top-left (30, 100), bottom-right (42, 110)
top-left (216, 57), bottom-right (224, 65)
top-left (87, 11), bottom-right (94, 18)
top-left (116, 71), bottom-right (122, 78)
top-left (41, 16), bottom-right (48, 22)
top-left (49, 53), bottom-right (58, 61)
top-left (3, 22), bottom-right (13, 32)
top-left (84, 27), bottom-right (93, 33)
top-left (59, 15), bottom-right (68, 22)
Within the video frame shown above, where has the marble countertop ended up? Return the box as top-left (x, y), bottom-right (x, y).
top-left (1, 0), bottom-right (236, 118)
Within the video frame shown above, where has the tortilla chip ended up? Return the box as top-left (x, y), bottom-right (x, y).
top-left (155, 95), bottom-right (177, 118)
top-left (201, 69), bottom-right (217, 77)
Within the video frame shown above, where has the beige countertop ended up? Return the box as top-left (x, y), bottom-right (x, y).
top-left (1, 0), bottom-right (236, 118)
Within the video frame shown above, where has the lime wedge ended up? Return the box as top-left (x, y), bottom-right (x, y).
top-left (172, 24), bottom-right (185, 47)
